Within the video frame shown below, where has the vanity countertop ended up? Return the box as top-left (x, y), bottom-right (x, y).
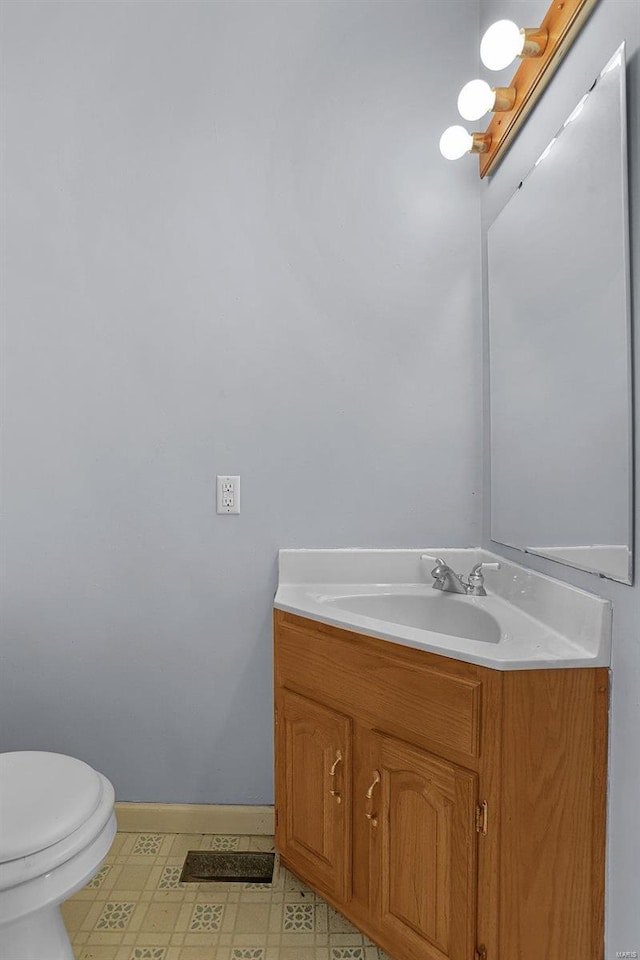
top-left (274, 549), bottom-right (612, 671)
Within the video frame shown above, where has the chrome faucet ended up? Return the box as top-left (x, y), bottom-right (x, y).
top-left (466, 562), bottom-right (500, 596)
top-left (430, 557), bottom-right (468, 594)
top-left (422, 556), bottom-right (501, 596)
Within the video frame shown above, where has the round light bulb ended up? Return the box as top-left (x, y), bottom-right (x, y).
top-left (439, 125), bottom-right (474, 161)
top-left (457, 79), bottom-right (496, 121)
top-left (480, 19), bottom-right (524, 71)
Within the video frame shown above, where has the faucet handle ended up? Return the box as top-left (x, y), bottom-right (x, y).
top-left (470, 561), bottom-right (501, 576)
top-left (420, 555), bottom-right (450, 583)
top-left (421, 555), bottom-right (447, 568)
top-left (467, 561), bottom-right (501, 595)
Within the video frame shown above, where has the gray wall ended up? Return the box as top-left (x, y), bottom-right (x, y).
top-left (479, 0), bottom-right (640, 954)
top-left (5, 0), bottom-right (636, 950)
top-left (0, 0), bottom-right (482, 802)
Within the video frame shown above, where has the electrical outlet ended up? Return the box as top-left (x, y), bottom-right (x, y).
top-left (216, 475), bottom-right (240, 514)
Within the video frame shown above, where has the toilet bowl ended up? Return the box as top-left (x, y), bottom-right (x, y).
top-left (0, 752), bottom-right (117, 960)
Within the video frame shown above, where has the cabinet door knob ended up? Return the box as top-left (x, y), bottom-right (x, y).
top-left (329, 749), bottom-right (343, 803)
top-left (365, 770), bottom-right (381, 826)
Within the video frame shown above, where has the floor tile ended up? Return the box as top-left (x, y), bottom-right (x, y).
top-left (283, 902), bottom-right (315, 931)
top-left (96, 902), bottom-right (136, 930)
top-left (178, 949), bottom-right (224, 960)
top-left (277, 950), bottom-right (316, 960)
top-left (234, 902), bottom-right (271, 933)
top-left (67, 832), bottom-right (392, 960)
top-left (132, 835), bottom-right (164, 856)
top-left (206, 834), bottom-right (241, 851)
top-left (88, 865), bottom-right (112, 889)
top-left (189, 901), bottom-right (225, 931)
top-left (76, 947), bottom-right (120, 960)
top-left (158, 866), bottom-right (187, 890)
top-left (61, 898), bottom-right (94, 933)
top-left (139, 901), bottom-right (184, 934)
top-left (128, 949), bottom-right (167, 960)
top-left (168, 834), bottom-right (205, 858)
top-left (115, 863), bottom-right (155, 891)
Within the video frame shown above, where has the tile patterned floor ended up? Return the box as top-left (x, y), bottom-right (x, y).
top-left (64, 832), bottom-right (394, 960)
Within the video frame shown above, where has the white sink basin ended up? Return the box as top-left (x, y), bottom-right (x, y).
top-left (274, 549), bottom-right (612, 670)
top-left (322, 591), bottom-right (501, 643)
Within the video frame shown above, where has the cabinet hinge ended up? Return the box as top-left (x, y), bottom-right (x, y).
top-left (274, 708), bottom-right (278, 727)
top-left (475, 946), bottom-right (487, 960)
top-left (275, 808), bottom-right (279, 828)
top-left (475, 800), bottom-right (488, 835)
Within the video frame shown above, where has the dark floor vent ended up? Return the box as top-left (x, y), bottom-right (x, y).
top-left (179, 851), bottom-right (275, 884)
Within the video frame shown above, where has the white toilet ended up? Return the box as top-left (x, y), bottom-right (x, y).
top-left (0, 751), bottom-right (116, 960)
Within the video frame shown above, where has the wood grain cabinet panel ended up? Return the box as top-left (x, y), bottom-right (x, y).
top-left (369, 734), bottom-right (478, 960)
top-left (275, 688), bottom-right (351, 903)
top-left (273, 610), bottom-right (608, 960)
top-left (276, 614), bottom-right (482, 758)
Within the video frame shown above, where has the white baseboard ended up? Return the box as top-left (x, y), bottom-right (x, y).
top-left (115, 802), bottom-right (275, 835)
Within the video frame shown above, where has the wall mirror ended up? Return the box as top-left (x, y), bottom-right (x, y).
top-left (488, 43), bottom-right (633, 583)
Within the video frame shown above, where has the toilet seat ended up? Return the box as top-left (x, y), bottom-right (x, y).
top-left (0, 751), bottom-right (116, 959)
top-left (0, 752), bottom-right (115, 890)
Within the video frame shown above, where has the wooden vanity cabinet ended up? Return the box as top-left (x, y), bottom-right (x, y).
top-left (274, 610), bottom-right (608, 960)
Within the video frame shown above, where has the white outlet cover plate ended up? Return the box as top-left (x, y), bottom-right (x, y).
top-left (216, 475), bottom-right (240, 514)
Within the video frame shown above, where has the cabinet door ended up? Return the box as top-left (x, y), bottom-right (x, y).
top-left (368, 733), bottom-right (477, 960)
top-left (276, 688), bottom-right (351, 903)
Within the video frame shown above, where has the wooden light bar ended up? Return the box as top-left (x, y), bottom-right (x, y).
top-left (479, 0), bottom-right (600, 178)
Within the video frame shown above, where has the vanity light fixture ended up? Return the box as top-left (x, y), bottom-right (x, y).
top-left (439, 125), bottom-right (491, 160)
top-left (457, 79), bottom-right (516, 122)
top-left (439, 0), bottom-right (600, 176)
top-left (480, 19), bottom-right (548, 71)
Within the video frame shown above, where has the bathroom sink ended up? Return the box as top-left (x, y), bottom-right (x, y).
top-left (322, 592), bottom-right (501, 643)
top-left (274, 548), bottom-right (612, 670)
